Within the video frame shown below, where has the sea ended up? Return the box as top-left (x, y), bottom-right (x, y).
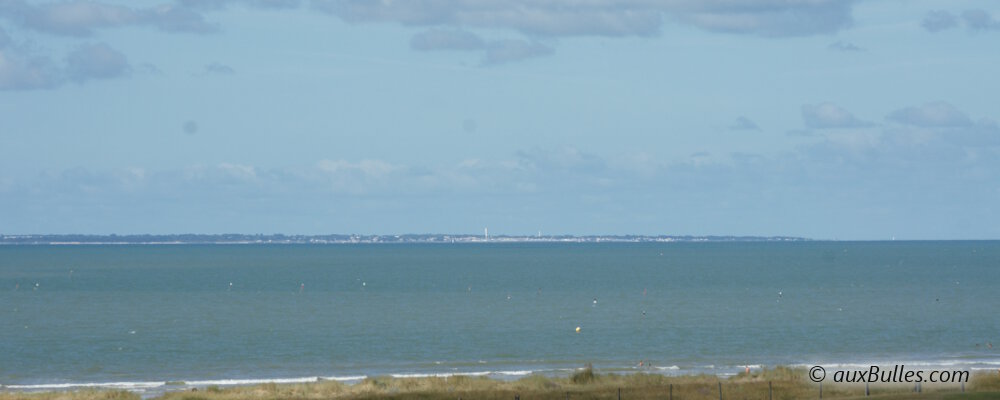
top-left (1, 241), bottom-right (998, 396)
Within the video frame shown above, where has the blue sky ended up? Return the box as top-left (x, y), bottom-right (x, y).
top-left (1, 0), bottom-right (999, 239)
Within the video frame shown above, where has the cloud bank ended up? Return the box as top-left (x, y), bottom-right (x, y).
top-left (923, 9), bottom-right (1000, 32)
top-left (0, 27), bottom-right (61, 90)
top-left (328, 0), bottom-right (857, 64)
top-left (6, 101), bottom-right (998, 238)
top-left (0, 0), bottom-right (217, 36)
top-left (887, 102), bottom-right (972, 128)
top-left (315, 0), bottom-right (855, 38)
top-left (0, 35), bottom-right (130, 90)
top-left (65, 43), bottom-right (130, 82)
top-left (1, 0), bottom-right (861, 82)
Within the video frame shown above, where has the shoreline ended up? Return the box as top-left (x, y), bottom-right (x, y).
top-left (5, 364), bottom-right (1000, 399)
top-left (3, 367), bottom-right (999, 400)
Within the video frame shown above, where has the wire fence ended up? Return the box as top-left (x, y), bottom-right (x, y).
top-left (489, 380), bottom-right (974, 400)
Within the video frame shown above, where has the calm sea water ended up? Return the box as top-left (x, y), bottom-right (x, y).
top-left (1, 242), bottom-right (998, 393)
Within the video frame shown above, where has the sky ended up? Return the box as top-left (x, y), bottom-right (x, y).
top-left (1, 0), bottom-right (999, 240)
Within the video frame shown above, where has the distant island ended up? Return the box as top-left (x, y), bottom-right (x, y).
top-left (0, 233), bottom-right (808, 245)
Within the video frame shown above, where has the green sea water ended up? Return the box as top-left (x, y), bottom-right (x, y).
top-left (1, 242), bottom-right (998, 392)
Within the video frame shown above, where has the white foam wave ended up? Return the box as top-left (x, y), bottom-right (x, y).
top-left (653, 365), bottom-right (680, 371)
top-left (186, 377), bottom-right (332, 386)
top-left (387, 370), bottom-right (537, 379)
top-left (3, 376), bottom-right (371, 392)
top-left (390, 372), bottom-right (490, 379)
top-left (793, 360), bottom-right (1000, 370)
top-left (5, 382), bottom-right (165, 390)
top-left (496, 370), bottom-right (533, 376)
top-left (321, 375), bottom-right (368, 382)
top-left (792, 363), bottom-right (877, 369)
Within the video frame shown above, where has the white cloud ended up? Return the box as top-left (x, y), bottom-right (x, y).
top-left (885, 102), bottom-right (1000, 148)
top-left (801, 102), bottom-right (871, 129)
top-left (961, 9), bottom-right (1000, 32)
top-left (217, 163), bottom-right (257, 181)
top-left (0, 1), bottom-right (217, 36)
top-left (887, 102), bottom-right (972, 128)
top-left (308, 1), bottom-right (856, 65)
top-left (828, 41), bottom-right (863, 52)
top-left (0, 47), bottom-right (61, 90)
top-left (203, 62), bottom-right (235, 75)
top-left (923, 9), bottom-right (1000, 33)
top-left (65, 42), bottom-right (130, 82)
top-left (313, 1), bottom-right (854, 38)
top-left (679, 0), bottom-right (854, 37)
top-left (317, 159), bottom-right (397, 178)
top-left (408, 30), bottom-right (553, 65)
top-left (729, 116), bottom-right (760, 131)
top-left (23, 1), bottom-right (141, 36)
top-left (0, 39), bottom-right (132, 90)
top-left (515, 147), bottom-right (607, 174)
top-left (147, 4), bottom-right (219, 33)
top-left (5, 131), bottom-right (1000, 237)
top-left (0, 28), bottom-right (62, 90)
top-left (178, 0), bottom-right (302, 10)
top-left (922, 10), bottom-right (957, 32)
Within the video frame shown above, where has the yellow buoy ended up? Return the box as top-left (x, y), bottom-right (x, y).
top-left (575, 326), bottom-right (581, 333)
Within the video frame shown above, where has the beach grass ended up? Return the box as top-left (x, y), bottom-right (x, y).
top-left (0, 390), bottom-right (139, 400)
top-left (4, 368), bottom-right (999, 400)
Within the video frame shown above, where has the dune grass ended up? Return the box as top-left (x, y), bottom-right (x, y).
top-left (0, 390), bottom-right (138, 400)
top-left (3, 368), bottom-right (999, 400)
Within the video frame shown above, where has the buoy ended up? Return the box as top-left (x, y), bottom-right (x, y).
top-left (575, 326), bottom-right (581, 333)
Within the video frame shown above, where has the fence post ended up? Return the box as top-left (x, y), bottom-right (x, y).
top-left (819, 382), bottom-right (822, 399)
top-left (769, 381), bottom-right (772, 400)
top-left (669, 383), bottom-right (673, 400)
top-left (618, 387), bottom-right (621, 400)
top-left (718, 381), bottom-right (723, 400)
top-left (865, 382), bottom-right (869, 396)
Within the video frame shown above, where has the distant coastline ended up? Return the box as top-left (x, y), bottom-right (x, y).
top-left (0, 233), bottom-right (809, 245)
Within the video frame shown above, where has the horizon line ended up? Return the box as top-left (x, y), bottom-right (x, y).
top-left (3, 233), bottom-right (999, 242)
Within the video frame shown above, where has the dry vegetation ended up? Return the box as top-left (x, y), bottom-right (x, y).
top-left (3, 368), bottom-right (999, 400)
